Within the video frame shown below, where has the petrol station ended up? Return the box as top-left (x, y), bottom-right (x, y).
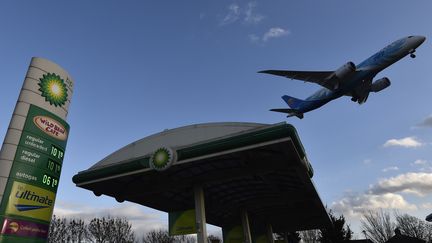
top-left (73, 122), bottom-right (332, 243)
top-left (0, 57), bottom-right (332, 243)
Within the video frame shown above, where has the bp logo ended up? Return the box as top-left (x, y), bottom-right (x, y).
top-left (150, 147), bottom-right (177, 171)
top-left (39, 73), bottom-right (68, 107)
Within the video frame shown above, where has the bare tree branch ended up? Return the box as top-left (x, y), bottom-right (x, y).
top-left (361, 210), bottom-right (394, 243)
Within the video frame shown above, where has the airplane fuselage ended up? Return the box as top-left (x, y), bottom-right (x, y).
top-left (294, 36), bottom-right (426, 115)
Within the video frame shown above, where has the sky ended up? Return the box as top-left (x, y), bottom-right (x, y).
top-left (1, 0), bottom-right (432, 239)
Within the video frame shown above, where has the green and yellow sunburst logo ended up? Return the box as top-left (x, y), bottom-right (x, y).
top-left (150, 147), bottom-right (177, 171)
top-left (39, 73), bottom-right (68, 107)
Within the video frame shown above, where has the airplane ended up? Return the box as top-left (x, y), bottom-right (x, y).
top-left (259, 35), bottom-right (426, 119)
top-left (427, 213), bottom-right (432, 222)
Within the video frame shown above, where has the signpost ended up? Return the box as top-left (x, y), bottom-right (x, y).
top-left (223, 225), bottom-right (244, 243)
top-left (0, 57), bottom-right (74, 243)
top-left (168, 209), bottom-right (197, 236)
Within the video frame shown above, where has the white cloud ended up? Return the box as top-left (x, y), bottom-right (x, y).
top-left (249, 27), bottom-right (291, 44)
top-left (383, 136), bottom-right (423, 148)
top-left (419, 167), bottom-right (432, 172)
top-left (262, 27), bottom-right (290, 42)
top-left (370, 172), bottom-right (432, 197)
top-left (220, 3), bottom-right (240, 25)
top-left (413, 159), bottom-right (428, 165)
top-left (332, 192), bottom-right (417, 218)
top-left (220, 2), bottom-right (264, 26)
top-left (416, 114), bottom-right (432, 128)
top-left (363, 159), bottom-right (372, 165)
top-left (332, 172), bottom-right (432, 218)
top-left (244, 2), bottom-right (264, 24)
top-left (410, 159), bottom-right (432, 172)
top-left (53, 201), bottom-right (165, 235)
top-left (382, 166), bottom-right (399, 172)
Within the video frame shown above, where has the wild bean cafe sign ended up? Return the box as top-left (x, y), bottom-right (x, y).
top-left (0, 58), bottom-right (74, 243)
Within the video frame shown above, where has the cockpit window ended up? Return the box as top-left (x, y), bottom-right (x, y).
top-left (408, 36), bottom-right (413, 38)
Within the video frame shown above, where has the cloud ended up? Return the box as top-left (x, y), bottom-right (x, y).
top-left (382, 166), bottom-right (399, 172)
top-left (370, 172), bottom-right (432, 197)
top-left (53, 201), bottom-right (165, 234)
top-left (383, 136), bottom-right (423, 148)
top-left (244, 2), bottom-right (264, 24)
top-left (249, 27), bottom-right (291, 44)
top-left (416, 114), bottom-right (432, 128)
top-left (332, 192), bottom-right (417, 218)
top-left (220, 3), bottom-right (240, 25)
top-left (220, 2), bottom-right (264, 25)
top-left (413, 159), bottom-right (428, 165)
top-left (332, 172), bottom-right (432, 217)
top-left (421, 203), bottom-right (432, 209)
top-left (262, 27), bottom-right (290, 42)
top-left (410, 159), bottom-right (432, 172)
top-left (363, 159), bottom-right (372, 165)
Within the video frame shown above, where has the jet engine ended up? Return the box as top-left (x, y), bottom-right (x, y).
top-left (370, 77), bottom-right (391, 93)
top-left (332, 61), bottom-right (356, 80)
top-left (326, 62), bottom-right (356, 89)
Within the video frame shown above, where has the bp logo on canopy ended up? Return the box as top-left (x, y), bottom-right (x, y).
top-left (150, 147), bottom-right (177, 171)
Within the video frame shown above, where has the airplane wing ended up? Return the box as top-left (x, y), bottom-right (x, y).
top-left (258, 70), bottom-right (336, 90)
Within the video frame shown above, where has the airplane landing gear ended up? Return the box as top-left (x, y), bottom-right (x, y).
top-left (409, 49), bottom-right (416, 58)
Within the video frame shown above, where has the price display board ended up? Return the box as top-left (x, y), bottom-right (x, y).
top-left (0, 58), bottom-right (74, 243)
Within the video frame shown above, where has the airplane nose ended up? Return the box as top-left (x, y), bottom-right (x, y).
top-left (408, 35), bottom-right (426, 49)
top-left (418, 36), bottom-right (426, 42)
top-left (415, 35), bottom-right (426, 45)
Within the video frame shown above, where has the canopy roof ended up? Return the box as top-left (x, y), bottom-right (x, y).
top-left (73, 122), bottom-right (331, 232)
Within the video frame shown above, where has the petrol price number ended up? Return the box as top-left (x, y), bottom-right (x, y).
top-left (42, 173), bottom-right (59, 189)
top-left (50, 145), bottom-right (64, 162)
top-left (47, 159), bottom-right (61, 175)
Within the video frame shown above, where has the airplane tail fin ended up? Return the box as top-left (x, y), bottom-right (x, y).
top-left (281, 95), bottom-right (306, 110)
top-left (270, 108), bottom-right (304, 119)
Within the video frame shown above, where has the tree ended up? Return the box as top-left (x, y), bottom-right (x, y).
top-left (394, 212), bottom-right (432, 242)
top-left (49, 215), bottom-right (136, 243)
top-left (88, 216), bottom-right (135, 243)
top-left (67, 218), bottom-right (87, 243)
top-left (110, 217), bottom-right (135, 243)
top-left (48, 215), bottom-right (68, 243)
top-left (319, 210), bottom-right (352, 243)
top-left (88, 217), bottom-right (111, 243)
top-left (299, 229), bottom-right (320, 243)
top-left (141, 229), bottom-right (174, 243)
top-left (207, 234), bottom-right (221, 243)
top-left (286, 232), bottom-right (301, 243)
top-left (141, 229), bottom-right (196, 243)
top-left (361, 210), bottom-right (394, 243)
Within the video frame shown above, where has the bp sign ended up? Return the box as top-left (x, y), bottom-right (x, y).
top-left (0, 57), bottom-right (74, 243)
top-left (149, 147), bottom-right (177, 171)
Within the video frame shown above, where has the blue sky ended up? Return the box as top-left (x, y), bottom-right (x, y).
top-left (1, 0), bottom-right (432, 238)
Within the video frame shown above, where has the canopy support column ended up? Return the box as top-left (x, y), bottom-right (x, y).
top-left (241, 210), bottom-right (252, 243)
top-left (267, 224), bottom-right (274, 243)
top-left (194, 185), bottom-right (207, 243)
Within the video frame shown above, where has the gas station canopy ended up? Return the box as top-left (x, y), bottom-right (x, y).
top-left (73, 122), bottom-right (331, 232)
